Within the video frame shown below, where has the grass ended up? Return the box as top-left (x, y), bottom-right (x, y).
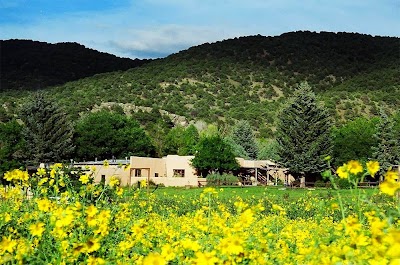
top-left (143, 185), bottom-right (380, 201)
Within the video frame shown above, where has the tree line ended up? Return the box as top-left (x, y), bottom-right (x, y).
top-left (1, 84), bottom-right (400, 182)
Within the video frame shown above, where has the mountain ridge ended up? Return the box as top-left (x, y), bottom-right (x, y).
top-left (1, 31), bottom-right (399, 137)
top-left (0, 39), bottom-right (151, 91)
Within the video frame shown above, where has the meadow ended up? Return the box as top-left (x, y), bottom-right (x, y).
top-left (0, 162), bottom-right (399, 264)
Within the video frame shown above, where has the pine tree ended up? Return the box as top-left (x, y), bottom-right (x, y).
top-left (20, 93), bottom-right (75, 164)
top-left (276, 82), bottom-right (332, 179)
top-left (372, 109), bottom-right (400, 176)
top-left (0, 119), bottom-right (24, 181)
top-left (230, 120), bottom-right (258, 159)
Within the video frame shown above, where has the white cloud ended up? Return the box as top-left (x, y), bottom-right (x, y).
top-left (1, 0), bottom-right (398, 59)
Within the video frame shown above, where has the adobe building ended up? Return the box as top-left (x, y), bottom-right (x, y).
top-left (75, 155), bottom-right (293, 187)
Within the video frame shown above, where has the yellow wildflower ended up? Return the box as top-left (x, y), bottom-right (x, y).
top-left (385, 171), bottom-right (399, 182)
top-left (86, 205), bottom-right (98, 218)
top-left (116, 187), bottom-right (124, 196)
top-left (109, 176), bottom-right (120, 187)
top-left (38, 177), bottom-right (48, 186)
top-left (87, 256), bottom-right (105, 265)
top-left (37, 167), bottom-right (46, 176)
top-left (218, 236), bottom-right (244, 255)
top-left (79, 174), bottom-right (90, 184)
top-left (272, 204), bottom-right (285, 211)
top-left (85, 238), bottom-right (100, 253)
top-left (347, 160), bottom-right (363, 175)
top-left (36, 198), bottom-right (52, 212)
top-left (366, 161), bottom-right (380, 177)
top-left (0, 236), bottom-right (17, 253)
top-left (336, 164), bottom-right (349, 179)
top-left (29, 222), bottom-right (46, 237)
top-left (331, 203), bottom-right (339, 210)
top-left (380, 180), bottom-right (400, 196)
top-left (103, 160), bottom-right (109, 168)
top-left (142, 252), bottom-right (166, 265)
top-left (140, 179), bottom-right (147, 188)
top-left (194, 251), bottom-right (220, 265)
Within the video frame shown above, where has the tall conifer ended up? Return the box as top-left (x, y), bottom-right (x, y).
top-left (231, 120), bottom-right (258, 159)
top-left (276, 82), bottom-right (332, 179)
top-left (20, 93), bottom-right (74, 164)
top-left (372, 109), bottom-right (400, 176)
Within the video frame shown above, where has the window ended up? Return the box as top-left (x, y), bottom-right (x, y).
top-left (173, 169), bottom-right (185, 177)
top-left (101, 175), bottom-right (106, 184)
top-left (154, 173), bottom-right (159, 178)
top-left (135, 169), bottom-right (141, 177)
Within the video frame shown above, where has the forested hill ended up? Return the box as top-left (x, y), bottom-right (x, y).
top-left (0, 40), bottom-right (150, 91)
top-left (1, 31), bottom-right (399, 137)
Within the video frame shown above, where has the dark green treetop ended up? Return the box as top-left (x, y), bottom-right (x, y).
top-left (372, 109), bottom-right (400, 175)
top-left (229, 120), bottom-right (258, 159)
top-left (0, 119), bottom-right (24, 180)
top-left (276, 82), bottom-right (332, 178)
top-left (74, 110), bottom-right (155, 161)
top-left (332, 117), bottom-right (379, 166)
top-left (20, 93), bottom-right (75, 164)
top-left (191, 134), bottom-right (239, 177)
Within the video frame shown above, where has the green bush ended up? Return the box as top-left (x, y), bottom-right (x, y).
top-left (314, 180), bottom-right (328, 188)
top-left (206, 173), bottom-right (239, 186)
top-left (335, 178), bottom-right (353, 189)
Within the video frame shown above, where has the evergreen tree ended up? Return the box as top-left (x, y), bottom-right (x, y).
top-left (0, 119), bottom-right (24, 181)
top-left (191, 134), bottom-right (239, 177)
top-left (20, 93), bottom-right (74, 164)
top-left (276, 82), bottom-right (332, 179)
top-left (230, 120), bottom-right (258, 159)
top-left (372, 110), bottom-right (400, 176)
top-left (257, 138), bottom-right (280, 161)
top-left (224, 136), bottom-right (250, 159)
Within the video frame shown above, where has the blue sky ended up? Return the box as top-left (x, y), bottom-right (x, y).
top-left (0, 0), bottom-right (399, 59)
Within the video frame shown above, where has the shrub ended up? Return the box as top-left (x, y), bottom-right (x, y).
top-left (314, 180), bottom-right (327, 188)
top-left (206, 173), bottom-right (239, 186)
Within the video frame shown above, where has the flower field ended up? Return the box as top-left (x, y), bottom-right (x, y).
top-left (1, 162), bottom-right (400, 264)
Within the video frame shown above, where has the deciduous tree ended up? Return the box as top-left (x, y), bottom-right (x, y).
top-left (74, 111), bottom-right (155, 160)
top-left (191, 134), bottom-right (239, 177)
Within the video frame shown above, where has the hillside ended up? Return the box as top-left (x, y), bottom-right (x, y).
top-left (0, 40), bottom-right (150, 91)
top-left (1, 31), bottom-right (399, 137)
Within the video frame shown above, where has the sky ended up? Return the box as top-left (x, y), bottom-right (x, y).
top-left (0, 0), bottom-right (399, 59)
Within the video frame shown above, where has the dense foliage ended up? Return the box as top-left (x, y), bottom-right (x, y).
top-left (0, 119), bottom-right (24, 181)
top-left (332, 117), bottom-right (379, 166)
top-left (229, 120), bottom-right (258, 159)
top-left (372, 110), bottom-right (400, 175)
top-left (0, 40), bottom-right (149, 91)
top-left (191, 135), bottom-right (240, 176)
top-left (276, 82), bottom-right (332, 179)
top-left (74, 111), bottom-right (155, 161)
top-left (163, 125), bottom-right (199, 156)
top-left (1, 31), bottom-right (399, 134)
top-left (19, 93), bottom-right (75, 165)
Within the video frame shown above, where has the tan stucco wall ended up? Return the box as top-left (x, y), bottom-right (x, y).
top-left (236, 158), bottom-right (276, 168)
top-left (130, 156), bottom-right (165, 177)
top-left (129, 155), bottom-right (198, 187)
top-left (76, 156), bottom-right (291, 187)
top-left (78, 164), bottom-right (130, 186)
